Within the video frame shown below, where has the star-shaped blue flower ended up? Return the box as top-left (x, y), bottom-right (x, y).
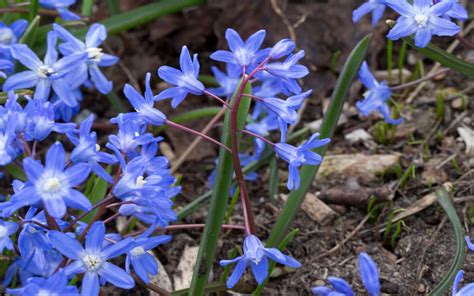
top-left (220, 235), bottom-right (301, 288)
top-left (386, 0), bottom-right (460, 48)
top-left (356, 61), bottom-right (403, 125)
top-left (156, 46), bottom-right (205, 108)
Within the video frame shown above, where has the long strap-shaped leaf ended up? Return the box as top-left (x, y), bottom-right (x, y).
top-left (266, 34), bottom-right (372, 247)
top-left (188, 82), bottom-right (252, 296)
top-left (429, 187), bottom-right (465, 296)
top-left (404, 38), bottom-right (474, 78)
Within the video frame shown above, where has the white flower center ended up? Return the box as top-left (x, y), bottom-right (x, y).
top-left (86, 47), bottom-right (104, 63)
top-left (135, 176), bottom-right (146, 188)
top-left (0, 28), bottom-right (14, 45)
top-left (37, 289), bottom-right (57, 296)
top-left (414, 14), bottom-right (428, 28)
top-left (131, 246), bottom-right (146, 256)
top-left (0, 225), bottom-right (7, 238)
top-left (42, 177), bottom-right (62, 193)
top-left (82, 253), bottom-right (103, 271)
top-left (37, 65), bottom-right (56, 78)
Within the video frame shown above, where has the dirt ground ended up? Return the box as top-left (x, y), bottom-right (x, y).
top-left (85, 0), bottom-right (474, 294)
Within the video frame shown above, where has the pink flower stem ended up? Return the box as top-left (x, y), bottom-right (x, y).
top-left (165, 119), bottom-right (231, 153)
top-left (240, 130), bottom-right (275, 147)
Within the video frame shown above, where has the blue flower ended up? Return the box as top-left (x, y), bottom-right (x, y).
top-left (0, 118), bottom-right (19, 165)
top-left (53, 23), bottom-right (119, 94)
top-left (23, 98), bottom-right (76, 141)
top-left (7, 271), bottom-right (79, 296)
top-left (0, 219), bottom-right (18, 253)
top-left (108, 114), bottom-right (160, 155)
top-left (356, 61), bottom-right (403, 125)
top-left (220, 235), bottom-right (301, 288)
top-left (0, 19), bottom-right (28, 58)
top-left (208, 65), bottom-right (241, 98)
top-left (269, 39), bottom-right (295, 59)
top-left (122, 73), bottom-right (167, 126)
top-left (125, 235), bottom-right (172, 284)
top-left (0, 142), bottom-right (92, 218)
top-left (39, 0), bottom-right (80, 21)
top-left (210, 28), bottom-right (266, 72)
top-left (156, 46), bottom-right (205, 108)
top-left (265, 50), bottom-right (308, 94)
top-left (353, 0), bottom-right (387, 27)
top-left (441, 0), bottom-right (468, 21)
top-left (312, 277), bottom-right (355, 296)
top-left (358, 252), bottom-right (380, 296)
top-left (0, 59), bottom-right (13, 78)
top-left (3, 32), bottom-right (87, 105)
top-left (274, 133), bottom-right (330, 190)
top-left (465, 235), bottom-right (474, 251)
top-left (386, 0), bottom-right (460, 48)
top-left (453, 270), bottom-right (474, 296)
top-left (48, 221), bottom-right (135, 296)
top-left (67, 115), bottom-right (118, 183)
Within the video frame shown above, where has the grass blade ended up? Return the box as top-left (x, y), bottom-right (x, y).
top-left (189, 81), bottom-right (252, 295)
top-left (28, 0), bottom-right (39, 21)
top-left (106, 0), bottom-right (121, 15)
top-left (404, 38), bottom-right (474, 77)
top-left (82, 174), bottom-right (109, 223)
top-left (266, 34), bottom-right (372, 247)
top-left (82, 0), bottom-right (94, 17)
top-left (429, 187), bottom-right (465, 296)
top-left (268, 156), bottom-right (279, 203)
top-left (18, 15), bottom-right (40, 47)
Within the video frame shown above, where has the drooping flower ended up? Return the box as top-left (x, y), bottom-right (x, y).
top-left (356, 62), bottom-right (402, 124)
top-left (453, 270), bottom-right (474, 296)
top-left (0, 142), bottom-right (92, 218)
top-left (312, 277), bottom-right (355, 296)
top-left (156, 46), bottom-right (205, 108)
top-left (274, 133), bottom-right (330, 190)
top-left (220, 235), bottom-right (301, 288)
top-left (269, 39), bottom-right (296, 59)
top-left (386, 0), bottom-right (460, 48)
top-left (122, 72), bottom-right (167, 126)
top-left (39, 0), bottom-right (80, 21)
top-left (7, 271), bottom-right (79, 296)
top-left (210, 28), bottom-right (267, 73)
top-left (125, 235), bottom-right (172, 284)
top-left (53, 23), bottom-right (119, 94)
top-left (352, 0), bottom-right (387, 27)
top-left (265, 50), bottom-right (308, 94)
top-left (48, 221), bottom-right (135, 296)
top-left (0, 219), bottom-right (18, 253)
top-left (3, 32), bottom-right (87, 105)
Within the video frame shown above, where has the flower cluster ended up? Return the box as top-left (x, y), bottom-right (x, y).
top-left (2, 23), bottom-right (117, 121)
top-left (353, 0), bottom-right (466, 48)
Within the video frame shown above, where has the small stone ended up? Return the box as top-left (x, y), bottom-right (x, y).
top-left (418, 283), bottom-right (426, 293)
top-left (451, 97), bottom-right (464, 109)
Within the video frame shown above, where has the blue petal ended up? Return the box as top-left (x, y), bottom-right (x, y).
top-left (98, 262), bottom-right (135, 289)
top-left (387, 17), bottom-right (418, 41)
top-left (226, 258), bottom-right (248, 288)
top-left (45, 31), bottom-right (58, 66)
top-left (179, 46), bottom-right (195, 75)
top-left (85, 24), bottom-right (107, 48)
top-left (210, 50), bottom-right (237, 64)
top-left (352, 2), bottom-right (377, 23)
top-left (358, 252), bottom-right (380, 296)
top-left (64, 163), bottom-right (91, 186)
top-left (430, 16), bottom-right (460, 37)
top-left (46, 142), bottom-right (66, 171)
top-left (2, 71), bottom-right (39, 91)
top-left (244, 30), bottom-right (266, 53)
top-left (23, 158), bottom-right (45, 182)
top-left (414, 28), bottom-right (432, 48)
top-left (11, 44), bottom-right (42, 70)
top-left (89, 63), bottom-right (113, 94)
top-left (250, 256), bottom-right (268, 285)
top-left (327, 276), bottom-right (355, 296)
top-left (82, 271), bottom-right (100, 296)
top-left (48, 231), bottom-right (84, 260)
top-left (225, 28), bottom-right (245, 52)
top-left (85, 221), bottom-right (105, 253)
top-left (157, 66), bottom-right (183, 86)
top-left (311, 286), bottom-right (333, 296)
top-left (385, 0), bottom-right (414, 15)
top-left (101, 237), bottom-right (134, 259)
top-left (465, 236), bottom-right (474, 251)
top-left (52, 79), bottom-right (78, 107)
top-left (63, 189), bottom-right (93, 212)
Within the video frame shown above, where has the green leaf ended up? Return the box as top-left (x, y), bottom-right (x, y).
top-left (404, 38), bottom-right (474, 77)
top-left (268, 156), bottom-right (279, 203)
top-left (28, 0), bottom-right (39, 22)
top-left (19, 15), bottom-right (40, 47)
top-left (5, 163), bottom-right (26, 181)
top-left (189, 81), bottom-right (252, 295)
top-left (429, 187), bottom-right (465, 296)
top-left (82, 0), bottom-right (94, 17)
top-left (252, 229), bottom-right (300, 295)
top-left (74, 0), bottom-right (205, 37)
top-left (82, 174), bottom-right (109, 223)
top-left (106, 0), bottom-right (121, 15)
top-left (266, 34), bottom-right (372, 247)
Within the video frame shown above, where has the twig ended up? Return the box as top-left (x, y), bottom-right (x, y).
top-left (171, 107), bottom-right (227, 173)
top-left (315, 214), bottom-right (370, 260)
top-left (131, 273), bottom-right (171, 296)
top-left (270, 0), bottom-right (297, 42)
top-left (103, 42), bottom-right (141, 92)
